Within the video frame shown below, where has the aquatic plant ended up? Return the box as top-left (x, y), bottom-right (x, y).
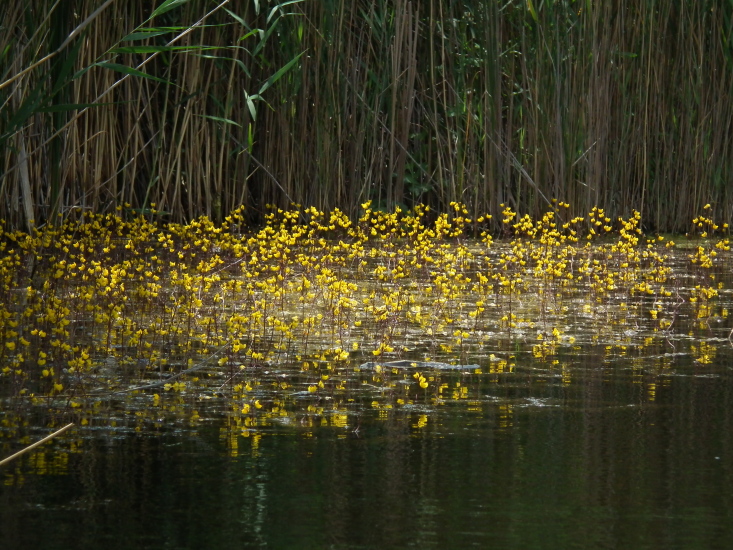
top-left (0, 202), bottom-right (731, 445)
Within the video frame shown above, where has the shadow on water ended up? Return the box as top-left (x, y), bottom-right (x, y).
top-left (2, 206), bottom-right (733, 548)
top-left (2, 347), bottom-right (733, 550)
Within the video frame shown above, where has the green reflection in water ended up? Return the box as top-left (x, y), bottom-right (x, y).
top-left (1, 206), bottom-right (732, 548)
top-left (1, 351), bottom-right (732, 550)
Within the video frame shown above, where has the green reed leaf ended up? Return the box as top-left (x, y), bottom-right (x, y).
top-left (197, 114), bottom-right (242, 127)
top-left (95, 62), bottom-right (169, 84)
top-left (258, 52), bottom-right (303, 95)
top-left (151, 0), bottom-right (191, 19)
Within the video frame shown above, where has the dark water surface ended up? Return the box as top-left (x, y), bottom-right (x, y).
top-left (2, 355), bottom-right (733, 550)
top-left (3, 240), bottom-right (733, 549)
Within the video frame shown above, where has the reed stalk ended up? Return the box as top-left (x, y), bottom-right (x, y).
top-left (1, 0), bottom-right (732, 232)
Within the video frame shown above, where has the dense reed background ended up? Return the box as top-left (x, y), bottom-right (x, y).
top-left (1, 0), bottom-right (732, 232)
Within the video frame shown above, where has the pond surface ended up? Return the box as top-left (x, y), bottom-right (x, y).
top-left (2, 345), bottom-right (733, 549)
top-left (2, 207), bottom-right (733, 548)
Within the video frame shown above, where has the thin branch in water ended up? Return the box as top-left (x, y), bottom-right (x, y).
top-left (0, 423), bottom-right (75, 467)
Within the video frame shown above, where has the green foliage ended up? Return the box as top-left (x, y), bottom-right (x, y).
top-left (0, 0), bottom-right (303, 228)
top-left (1, 1), bottom-right (732, 232)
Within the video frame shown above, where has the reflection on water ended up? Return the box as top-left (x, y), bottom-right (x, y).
top-left (2, 349), bottom-right (733, 549)
top-left (2, 211), bottom-right (733, 548)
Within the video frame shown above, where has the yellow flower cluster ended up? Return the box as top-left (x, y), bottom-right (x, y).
top-left (0, 201), bottom-right (728, 435)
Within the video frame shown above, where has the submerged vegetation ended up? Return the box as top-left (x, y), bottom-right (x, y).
top-left (0, 202), bottom-right (731, 445)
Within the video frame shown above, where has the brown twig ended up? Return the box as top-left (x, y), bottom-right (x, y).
top-left (0, 423), bottom-right (74, 467)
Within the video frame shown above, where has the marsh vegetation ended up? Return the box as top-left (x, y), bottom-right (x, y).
top-left (3, 2), bottom-right (733, 547)
top-left (3, 1), bottom-right (733, 232)
top-left (0, 201), bottom-right (731, 434)
top-left (2, 201), bottom-right (733, 548)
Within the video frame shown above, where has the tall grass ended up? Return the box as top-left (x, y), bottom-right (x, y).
top-left (1, 0), bottom-right (732, 232)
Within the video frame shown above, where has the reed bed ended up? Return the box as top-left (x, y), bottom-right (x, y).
top-left (0, 202), bottom-right (730, 433)
top-left (2, 1), bottom-right (733, 234)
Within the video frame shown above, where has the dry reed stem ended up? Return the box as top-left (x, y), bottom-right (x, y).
top-left (1, 1), bottom-right (732, 231)
top-left (0, 423), bottom-right (75, 467)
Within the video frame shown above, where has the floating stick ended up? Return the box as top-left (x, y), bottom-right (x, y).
top-left (0, 423), bottom-right (74, 467)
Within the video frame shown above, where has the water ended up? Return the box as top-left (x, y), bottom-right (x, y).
top-left (2, 220), bottom-right (733, 548)
top-left (2, 350), bottom-right (732, 549)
